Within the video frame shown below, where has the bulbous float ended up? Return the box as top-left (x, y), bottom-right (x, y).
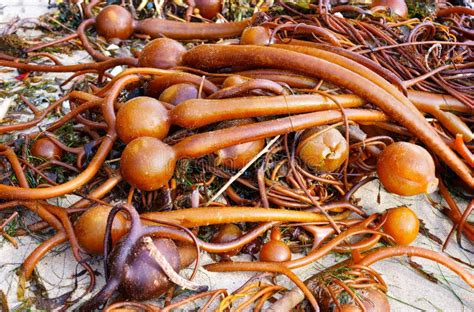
top-left (96, 5), bottom-right (134, 40)
top-left (377, 142), bottom-right (438, 196)
top-left (297, 127), bottom-right (349, 172)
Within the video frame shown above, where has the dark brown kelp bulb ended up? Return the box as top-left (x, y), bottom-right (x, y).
top-left (211, 223), bottom-right (244, 257)
top-left (116, 237), bottom-right (180, 300)
top-left (116, 97), bottom-right (171, 143)
top-left (240, 26), bottom-right (274, 45)
top-left (96, 5), bottom-right (134, 40)
top-left (195, 0), bottom-right (222, 19)
top-left (120, 137), bottom-right (177, 191)
top-left (31, 137), bottom-right (62, 160)
top-left (138, 38), bottom-right (186, 69)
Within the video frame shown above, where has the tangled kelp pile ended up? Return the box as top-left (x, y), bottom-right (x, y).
top-left (0, 0), bottom-right (473, 311)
